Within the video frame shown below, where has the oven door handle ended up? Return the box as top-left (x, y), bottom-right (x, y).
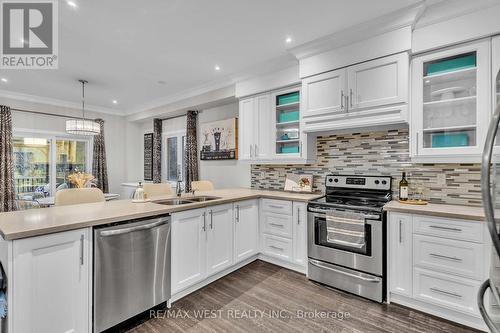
top-left (308, 207), bottom-right (379, 220)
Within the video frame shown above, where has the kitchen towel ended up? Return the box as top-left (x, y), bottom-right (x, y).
top-left (0, 291), bottom-right (6, 319)
top-left (326, 210), bottom-right (366, 248)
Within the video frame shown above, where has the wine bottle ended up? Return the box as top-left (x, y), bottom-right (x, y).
top-left (399, 172), bottom-right (409, 201)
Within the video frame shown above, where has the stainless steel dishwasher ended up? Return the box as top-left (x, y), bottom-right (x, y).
top-left (93, 215), bottom-right (171, 333)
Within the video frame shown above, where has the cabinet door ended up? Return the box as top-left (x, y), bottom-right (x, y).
top-left (347, 52), bottom-right (408, 110)
top-left (171, 208), bottom-right (207, 294)
top-left (234, 199), bottom-right (259, 263)
top-left (238, 97), bottom-right (255, 160)
top-left (411, 40), bottom-right (490, 158)
top-left (206, 204), bottom-right (234, 276)
top-left (292, 202), bottom-right (308, 267)
top-left (12, 228), bottom-right (90, 333)
top-left (389, 213), bottom-right (413, 297)
top-left (302, 68), bottom-right (347, 118)
top-left (255, 93), bottom-right (272, 159)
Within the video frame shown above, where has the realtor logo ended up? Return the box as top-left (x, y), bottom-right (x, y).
top-left (1, 0), bottom-right (58, 69)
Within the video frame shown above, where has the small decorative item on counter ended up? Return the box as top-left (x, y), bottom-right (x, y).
top-left (280, 133), bottom-right (289, 140)
top-left (68, 171), bottom-right (95, 188)
top-left (284, 174), bottom-right (313, 193)
top-left (132, 182), bottom-right (150, 203)
top-left (399, 172), bottom-right (408, 201)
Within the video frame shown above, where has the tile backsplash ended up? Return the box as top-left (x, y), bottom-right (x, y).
top-left (251, 128), bottom-right (482, 206)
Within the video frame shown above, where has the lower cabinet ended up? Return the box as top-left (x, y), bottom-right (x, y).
top-left (11, 228), bottom-right (91, 333)
top-left (388, 212), bottom-right (489, 330)
top-left (206, 204), bottom-right (235, 276)
top-left (234, 199), bottom-right (259, 263)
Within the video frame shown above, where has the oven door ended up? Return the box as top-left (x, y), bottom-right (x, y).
top-left (308, 207), bottom-right (383, 276)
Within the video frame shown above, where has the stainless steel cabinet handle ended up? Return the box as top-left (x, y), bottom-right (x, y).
top-left (235, 205), bottom-right (240, 222)
top-left (202, 212), bottom-right (206, 231)
top-left (79, 234), bottom-right (84, 265)
top-left (340, 90), bottom-right (344, 109)
top-left (430, 287), bottom-right (462, 298)
top-left (209, 210), bottom-right (213, 230)
top-left (99, 219), bottom-right (167, 237)
top-left (269, 223), bottom-right (284, 227)
top-left (250, 145), bottom-right (253, 158)
top-left (399, 220), bottom-right (403, 243)
top-left (269, 204), bottom-right (284, 209)
top-left (429, 225), bottom-right (462, 232)
top-left (255, 144), bottom-right (258, 157)
top-left (309, 259), bottom-right (381, 283)
top-left (429, 253), bottom-right (462, 262)
top-left (349, 89), bottom-right (353, 108)
top-left (309, 207), bottom-right (379, 220)
top-left (297, 207), bottom-right (300, 224)
top-left (269, 245), bottom-right (284, 251)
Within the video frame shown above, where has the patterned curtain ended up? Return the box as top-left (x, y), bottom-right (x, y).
top-left (185, 110), bottom-right (199, 192)
top-left (153, 118), bottom-right (162, 183)
top-left (0, 105), bottom-right (16, 212)
top-left (92, 119), bottom-right (109, 193)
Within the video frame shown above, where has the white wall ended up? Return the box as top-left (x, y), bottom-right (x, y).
top-left (1, 97), bottom-right (127, 194)
top-left (198, 103), bottom-right (250, 188)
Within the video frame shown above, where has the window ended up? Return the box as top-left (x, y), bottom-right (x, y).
top-left (164, 132), bottom-right (186, 182)
top-left (13, 133), bottom-right (91, 200)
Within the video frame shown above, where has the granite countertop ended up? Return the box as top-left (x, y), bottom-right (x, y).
top-left (0, 188), bottom-right (322, 241)
top-left (383, 200), bottom-right (485, 221)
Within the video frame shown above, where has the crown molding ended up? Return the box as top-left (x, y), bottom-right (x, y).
top-left (288, 2), bottom-right (425, 60)
top-left (0, 89), bottom-right (125, 116)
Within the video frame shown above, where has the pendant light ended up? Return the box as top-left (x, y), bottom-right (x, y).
top-left (65, 79), bottom-right (100, 135)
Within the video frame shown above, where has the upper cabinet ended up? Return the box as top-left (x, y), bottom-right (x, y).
top-left (411, 40), bottom-right (490, 162)
top-left (301, 52), bottom-right (409, 132)
top-left (238, 86), bottom-right (315, 164)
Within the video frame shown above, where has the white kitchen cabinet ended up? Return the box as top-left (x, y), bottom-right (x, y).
top-left (171, 208), bottom-right (207, 294)
top-left (292, 202), bottom-right (307, 267)
top-left (347, 52), bottom-right (408, 110)
top-left (302, 52), bottom-right (409, 133)
top-left (388, 213), bottom-right (413, 297)
top-left (411, 40), bottom-right (490, 162)
top-left (302, 68), bottom-right (347, 118)
top-left (11, 228), bottom-right (91, 333)
top-left (234, 199), bottom-right (259, 263)
top-left (206, 204), bottom-right (234, 276)
top-left (238, 97), bottom-right (255, 160)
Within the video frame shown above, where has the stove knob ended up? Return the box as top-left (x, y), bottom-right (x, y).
top-left (374, 180), bottom-right (380, 185)
top-left (328, 178), bottom-right (333, 183)
top-left (382, 180), bottom-right (387, 185)
top-left (334, 178), bottom-right (339, 183)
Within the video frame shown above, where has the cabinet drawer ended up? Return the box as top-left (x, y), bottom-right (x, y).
top-left (262, 212), bottom-right (293, 238)
top-left (261, 199), bottom-right (292, 215)
top-left (414, 234), bottom-right (484, 280)
top-left (414, 268), bottom-right (480, 316)
top-left (261, 234), bottom-right (292, 262)
top-left (413, 215), bottom-right (483, 243)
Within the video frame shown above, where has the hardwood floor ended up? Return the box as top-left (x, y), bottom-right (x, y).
top-left (123, 260), bottom-right (480, 333)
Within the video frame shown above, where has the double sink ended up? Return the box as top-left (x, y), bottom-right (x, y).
top-left (155, 196), bottom-right (221, 206)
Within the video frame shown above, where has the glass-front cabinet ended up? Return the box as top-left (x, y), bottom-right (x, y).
top-left (411, 40), bottom-right (490, 161)
top-left (273, 87), bottom-right (301, 158)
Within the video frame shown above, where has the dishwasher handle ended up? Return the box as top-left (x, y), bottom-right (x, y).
top-left (98, 218), bottom-right (168, 237)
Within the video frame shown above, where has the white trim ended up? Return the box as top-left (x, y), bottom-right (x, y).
top-left (0, 89), bottom-right (125, 116)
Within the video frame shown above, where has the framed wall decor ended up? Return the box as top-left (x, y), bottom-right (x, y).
top-left (144, 133), bottom-right (153, 181)
top-left (200, 118), bottom-right (238, 160)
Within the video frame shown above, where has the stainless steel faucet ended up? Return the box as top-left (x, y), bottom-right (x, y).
top-left (175, 168), bottom-right (183, 197)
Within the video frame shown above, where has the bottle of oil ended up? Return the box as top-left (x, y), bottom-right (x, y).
top-left (399, 172), bottom-right (409, 201)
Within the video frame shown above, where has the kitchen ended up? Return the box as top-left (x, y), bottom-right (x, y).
top-left (0, 1), bottom-right (499, 332)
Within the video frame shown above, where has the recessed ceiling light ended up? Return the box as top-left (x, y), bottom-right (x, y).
top-left (112, 100), bottom-right (118, 104)
top-left (285, 36), bottom-right (293, 44)
top-left (157, 80), bottom-right (166, 85)
top-left (1, 78), bottom-right (7, 83)
top-left (214, 65), bottom-right (221, 71)
top-left (66, 0), bottom-right (77, 8)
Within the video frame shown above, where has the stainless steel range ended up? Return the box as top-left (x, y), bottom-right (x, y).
top-left (307, 174), bottom-right (392, 302)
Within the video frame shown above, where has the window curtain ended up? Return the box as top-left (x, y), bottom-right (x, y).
top-left (153, 118), bottom-right (162, 183)
top-left (92, 119), bottom-right (109, 193)
top-left (184, 110), bottom-right (199, 192)
top-left (0, 105), bottom-right (16, 212)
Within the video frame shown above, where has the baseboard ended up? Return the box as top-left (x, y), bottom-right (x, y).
top-left (389, 293), bottom-right (487, 332)
top-left (170, 255), bottom-right (259, 303)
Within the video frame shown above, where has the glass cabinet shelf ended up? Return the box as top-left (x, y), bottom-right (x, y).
top-left (275, 90), bottom-right (301, 155)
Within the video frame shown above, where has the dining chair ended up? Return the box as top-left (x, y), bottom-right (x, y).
top-left (191, 180), bottom-right (215, 191)
top-left (55, 188), bottom-right (105, 206)
top-left (142, 183), bottom-right (172, 198)
top-left (15, 200), bottom-right (41, 210)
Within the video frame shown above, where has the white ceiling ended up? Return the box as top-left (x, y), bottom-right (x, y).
top-left (0, 0), bottom-right (421, 115)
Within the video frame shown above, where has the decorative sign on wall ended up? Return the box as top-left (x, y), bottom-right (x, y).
top-left (144, 133), bottom-right (153, 181)
top-left (200, 118), bottom-right (238, 160)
